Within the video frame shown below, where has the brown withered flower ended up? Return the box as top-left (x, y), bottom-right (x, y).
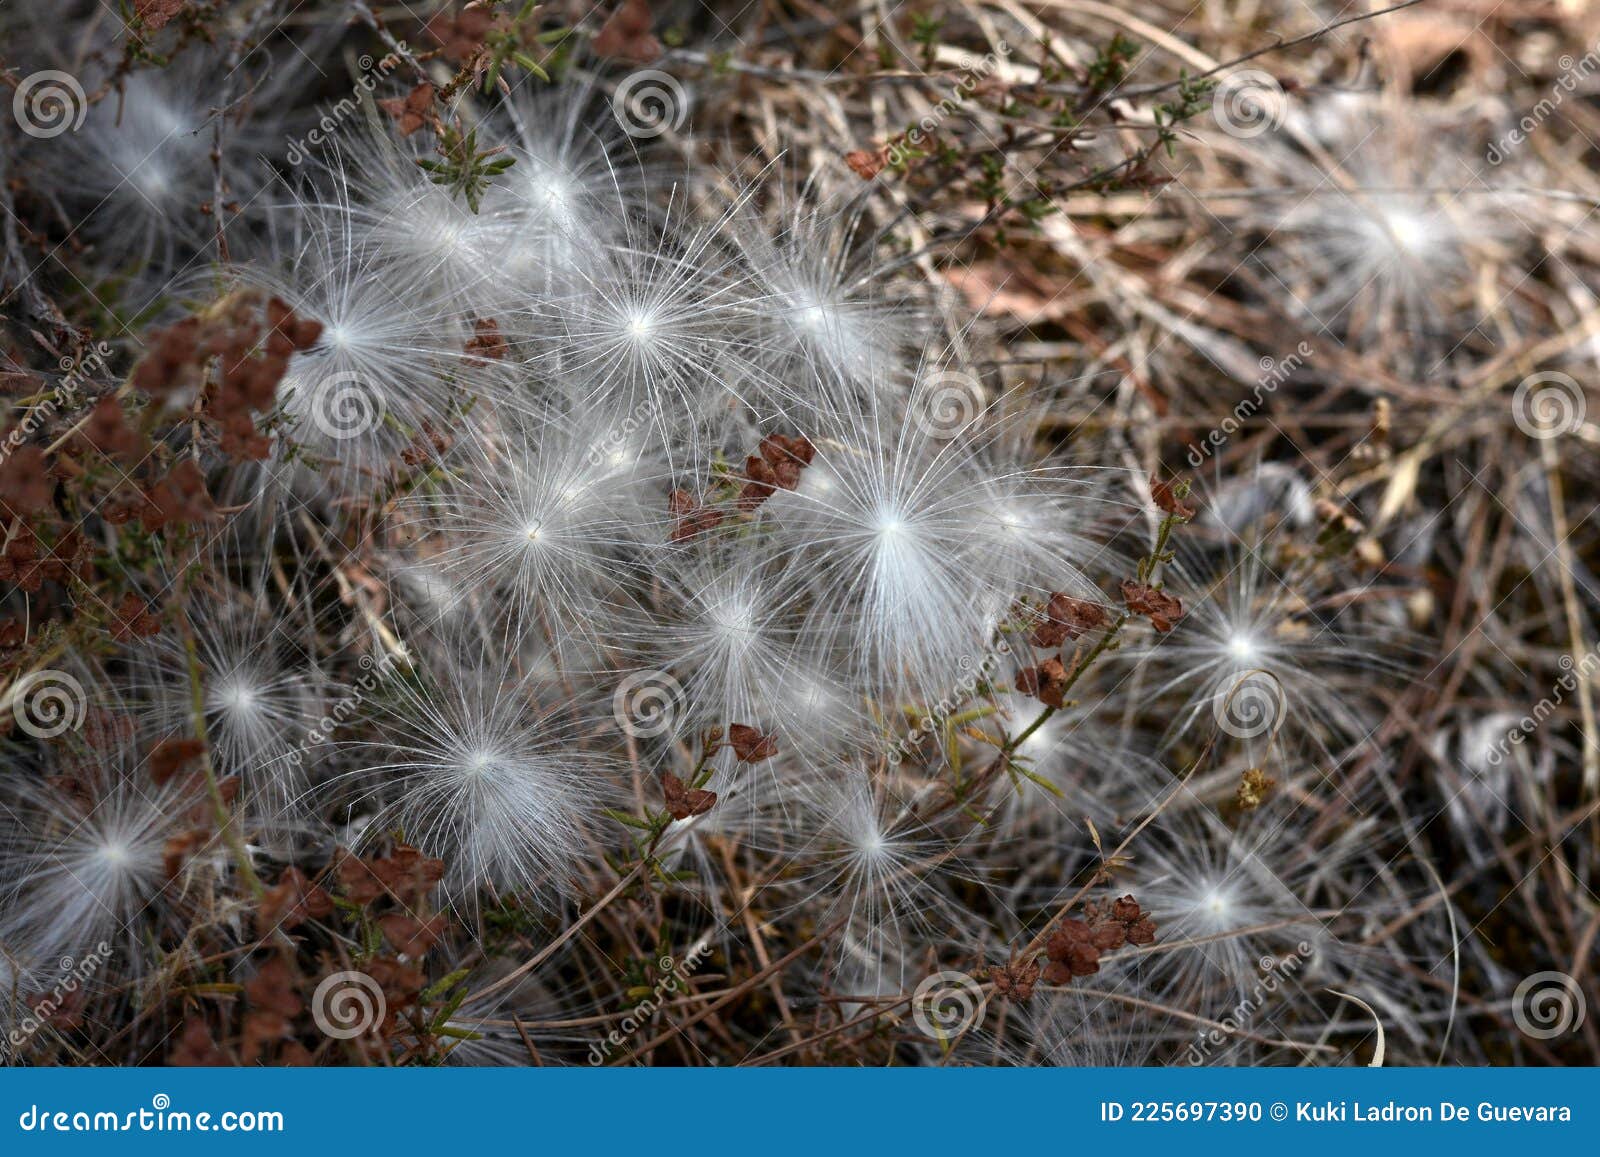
top-left (736, 455), bottom-right (780, 511)
top-left (0, 529), bottom-right (44, 593)
top-left (1015, 655), bottom-right (1070, 707)
top-left (401, 421), bottom-right (453, 468)
top-left (363, 957), bottom-right (426, 1027)
top-left (167, 1017), bottom-right (229, 1066)
top-left (592, 0), bottom-right (662, 63)
top-left (141, 460), bottom-right (215, 532)
top-left (40, 528), bottom-right (94, 585)
top-left (379, 913), bottom-right (449, 957)
top-left (762, 433), bottom-right (816, 470)
top-left (661, 770), bottom-right (717, 820)
top-left (131, 315), bottom-right (206, 399)
top-left (735, 434), bottom-right (815, 511)
top-left (1029, 592), bottom-right (1108, 648)
top-left (465, 317), bottom-right (508, 362)
top-left (0, 445), bottom-right (52, 516)
top-left (370, 845), bottom-right (447, 906)
top-left (148, 737), bottom-right (205, 786)
top-left (79, 395), bottom-right (145, 464)
top-left (109, 592), bottom-right (161, 642)
top-left (257, 866), bottom-right (334, 933)
top-left (379, 83), bottom-right (437, 137)
top-left (989, 958), bottom-right (1041, 1002)
top-left (727, 723), bottom-right (778, 762)
top-left (1110, 894), bottom-right (1157, 946)
top-left (335, 849), bottom-right (388, 907)
top-left (162, 828), bottom-right (212, 881)
top-left (241, 955), bottom-right (303, 1064)
top-left (844, 146), bottom-right (891, 180)
top-left (668, 489), bottom-right (724, 542)
top-left (426, 7), bottom-right (500, 64)
top-left (1044, 919), bottom-right (1103, 983)
top-left (335, 844), bottom-right (445, 907)
top-left (1121, 580), bottom-right (1183, 632)
top-left (131, 293), bottom-right (319, 463)
top-left (1043, 895), bottom-right (1157, 985)
top-left (133, 0), bottom-right (184, 32)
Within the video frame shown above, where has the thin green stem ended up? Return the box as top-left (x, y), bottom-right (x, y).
top-left (1003, 614), bottom-right (1129, 759)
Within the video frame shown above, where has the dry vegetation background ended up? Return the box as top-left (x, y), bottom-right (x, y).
top-left (0, 0), bottom-right (1597, 1066)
